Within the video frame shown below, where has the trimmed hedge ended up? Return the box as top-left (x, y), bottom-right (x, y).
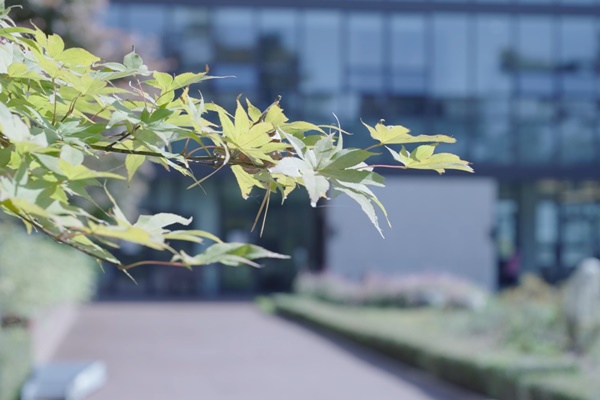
top-left (0, 222), bottom-right (99, 399)
top-left (0, 327), bottom-right (31, 400)
top-left (267, 295), bottom-right (590, 400)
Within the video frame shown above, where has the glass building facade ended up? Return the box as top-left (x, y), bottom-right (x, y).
top-left (104, 0), bottom-right (600, 292)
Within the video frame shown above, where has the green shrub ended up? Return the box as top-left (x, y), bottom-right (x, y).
top-left (0, 222), bottom-right (98, 400)
top-left (0, 222), bottom-right (98, 319)
top-left (466, 274), bottom-right (568, 355)
top-left (294, 272), bottom-right (488, 310)
top-left (0, 327), bottom-right (31, 400)
top-left (269, 295), bottom-right (585, 400)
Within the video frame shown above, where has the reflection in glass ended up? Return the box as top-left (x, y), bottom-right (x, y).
top-left (432, 14), bottom-right (469, 96)
top-left (391, 15), bottom-right (426, 94)
top-left (169, 7), bottom-right (212, 71)
top-left (103, 4), bottom-right (126, 29)
top-left (559, 101), bottom-right (596, 164)
top-left (516, 98), bottom-right (556, 164)
top-left (212, 64), bottom-right (257, 92)
top-left (214, 8), bottom-right (256, 49)
top-left (260, 10), bottom-right (298, 53)
top-left (535, 200), bottom-right (558, 267)
top-left (301, 11), bottom-right (342, 93)
top-left (559, 18), bottom-right (598, 95)
top-left (476, 15), bottom-right (512, 95)
top-left (348, 13), bottom-right (384, 92)
top-left (258, 10), bottom-right (300, 107)
top-left (433, 121), bottom-right (469, 157)
top-left (517, 122), bottom-right (556, 164)
top-left (515, 17), bottom-right (554, 95)
top-left (472, 117), bottom-right (512, 164)
top-left (127, 5), bottom-right (166, 36)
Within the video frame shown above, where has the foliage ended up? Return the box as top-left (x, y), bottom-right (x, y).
top-left (268, 295), bottom-right (587, 400)
top-left (467, 275), bottom-right (568, 355)
top-left (294, 272), bottom-right (488, 310)
top-left (0, 222), bottom-right (97, 318)
top-left (0, 326), bottom-right (30, 400)
top-left (0, 5), bottom-right (470, 271)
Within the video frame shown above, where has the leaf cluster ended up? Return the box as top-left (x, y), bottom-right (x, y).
top-left (0, 6), bottom-right (471, 271)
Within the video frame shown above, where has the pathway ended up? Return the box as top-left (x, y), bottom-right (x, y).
top-left (52, 302), bottom-right (487, 400)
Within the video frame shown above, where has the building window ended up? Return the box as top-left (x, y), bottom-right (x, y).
top-left (301, 11), bottom-right (342, 94)
top-left (514, 16), bottom-right (554, 96)
top-left (390, 15), bottom-right (427, 94)
top-left (432, 14), bottom-right (470, 97)
top-left (558, 17), bottom-right (598, 96)
top-left (348, 13), bottom-right (384, 92)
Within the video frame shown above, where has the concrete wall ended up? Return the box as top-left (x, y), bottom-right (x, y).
top-left (326, 176), bottom-right (498, 289)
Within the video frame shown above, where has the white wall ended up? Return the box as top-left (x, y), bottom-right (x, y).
top-left (326, 176), bottom-right (497, 289)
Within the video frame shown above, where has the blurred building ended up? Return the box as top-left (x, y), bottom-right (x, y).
top-left (102, 0), bottom-right (600, 295)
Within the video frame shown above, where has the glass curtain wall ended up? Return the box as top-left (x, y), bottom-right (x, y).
top-left (106, 1), bottom-right (600, 285)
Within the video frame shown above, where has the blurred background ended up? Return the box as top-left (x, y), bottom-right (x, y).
top-left (98, 0), bottom-right (600, 296)
top-left (2, 0), bottom-right (600, 399)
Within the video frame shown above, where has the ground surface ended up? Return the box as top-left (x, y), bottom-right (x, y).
top-left (52, 302), bottom-right (488, 400)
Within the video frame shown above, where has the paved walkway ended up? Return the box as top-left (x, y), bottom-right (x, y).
top-left (52, 302), bottom-right (487, 400)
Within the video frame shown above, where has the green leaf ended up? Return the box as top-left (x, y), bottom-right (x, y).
top-left (148, 71), bottom-right (173, 91)
top-left (270, 157), bottom-right (329, 207)
top-left (174, 242), bottom-right (289, 267)
top-left (245, 99), bottom-right (262, 122)
top-left (125, 154), bottom-right (145, 182)
top-left (60, 145), bottom-right (84, 166)
top-left (364, 120), bottom-right (456, 145)
top-left (58, 160), bottom-right (125, 181)
top-left (134, 213), bottom-right (193, 234)
top-left (231, 165), bottom-right (265, 199)
top-left (46, 34), bottom-right (65, 57)
top-left (164, 229), bottom-right (223, 244)
top-left (55, 48), bottom-right (99, 67)
top-left (123, 49), bottom-right (144, 70)
top-left (171, 71), bottom-right (209, 90)
top-left (0, 147), bottom-right (10, 168)
top-left (388, 146), bottom-right (473, 174)
top-left (324, 149), bottom-right (374, 171)
top-left (0, 113), bottom-right (29, 143)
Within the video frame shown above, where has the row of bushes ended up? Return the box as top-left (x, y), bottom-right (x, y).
top-left (266, 295), bottom-right (590, 400)
top-left (296, 271), bottom-right (600, 358)
top-left (294, 272), bottom-right (488, 310)
top-left (0, 222), bottom-right (99, 400)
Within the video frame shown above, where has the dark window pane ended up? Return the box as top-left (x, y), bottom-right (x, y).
top-left (259, 10), bottom-right (298, 53)
top-left (258, 11), bottom-right (300, 104)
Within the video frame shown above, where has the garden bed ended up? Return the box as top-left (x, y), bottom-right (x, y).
top-left (265, 295), bottom-right (593, 400)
